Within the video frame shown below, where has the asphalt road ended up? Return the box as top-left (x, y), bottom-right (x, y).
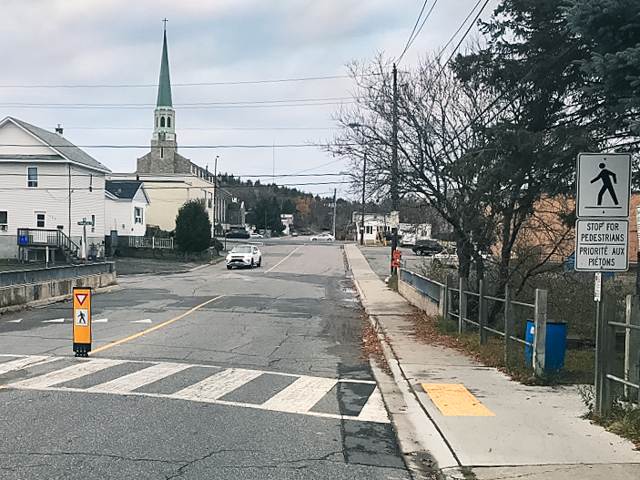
top-left (0, 239), bottom-right (411, 479)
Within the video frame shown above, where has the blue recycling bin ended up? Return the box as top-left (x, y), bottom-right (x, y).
top-left (525, 321), bottom-right (567, 371)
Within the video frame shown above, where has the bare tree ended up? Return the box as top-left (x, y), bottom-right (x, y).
top-left (329, 55), bottom-right (498, 278)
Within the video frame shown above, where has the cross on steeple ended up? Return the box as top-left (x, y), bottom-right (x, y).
top-left (163, 18), bottom-right (168, 31)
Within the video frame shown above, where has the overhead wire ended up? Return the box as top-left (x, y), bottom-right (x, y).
top-left (0, 74), bottom-right (359, 90)
top-left (397, 0), bottom-right (440, 65)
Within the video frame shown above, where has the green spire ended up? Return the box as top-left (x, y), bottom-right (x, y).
top-left (156, 28), bottom-right (172, 108)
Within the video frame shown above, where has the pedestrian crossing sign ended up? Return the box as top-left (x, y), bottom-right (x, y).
top-left (73, 287), bottom-right (91, 356)
top-left (577, 153), bottom-right (631, 218)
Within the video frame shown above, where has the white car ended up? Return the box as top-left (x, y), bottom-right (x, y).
top-left (249, 232), bottom-right (264, 239)
top-left (310, 232), bottom-right (335, 242)
top-left (226, 245), bottom-right (262, 269)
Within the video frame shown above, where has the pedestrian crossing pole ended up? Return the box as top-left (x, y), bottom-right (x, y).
top-left (73, 287), bottom-right (92, 357)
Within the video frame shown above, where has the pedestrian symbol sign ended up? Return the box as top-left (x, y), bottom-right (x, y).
top-left (75, 308), bottom-right (88, 326)
top-left (577, 153), bottom-right (631, 218)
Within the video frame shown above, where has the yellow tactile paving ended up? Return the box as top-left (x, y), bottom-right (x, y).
top-left (422, 383), bottom-right (495, 417)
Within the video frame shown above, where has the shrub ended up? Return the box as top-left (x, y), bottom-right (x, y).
top-left (175, 200), bottom-right (212, 254)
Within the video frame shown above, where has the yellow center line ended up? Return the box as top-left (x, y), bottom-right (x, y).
top-left (89, 295), bottom-right (224, 356)
top-left (264, 245), bottom-right (305, 274)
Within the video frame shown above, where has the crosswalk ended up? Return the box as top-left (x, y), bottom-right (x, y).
top-left (0, 354), bottom-right (389, 423)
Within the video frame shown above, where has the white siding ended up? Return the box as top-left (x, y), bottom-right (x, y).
top-left (0, 163), bottom-right (106, 245)
top-left (0, 122), bottom-right (52, 156)
top-left (105, 195), bottom-right (147, 237)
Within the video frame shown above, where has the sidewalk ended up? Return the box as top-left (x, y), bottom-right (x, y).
top-left (345, 244), bottom-right (640, 480)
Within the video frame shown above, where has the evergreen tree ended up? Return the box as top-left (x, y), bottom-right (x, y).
top-left (175, 200), bottom-right (212, 253)
top-left (246, 197), bottom-right (285, 235)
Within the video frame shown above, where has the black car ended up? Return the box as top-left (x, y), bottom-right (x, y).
top-left (226, 230), bottom-right (250, 239)
top-left (412, 240), bottom-right (443, 256)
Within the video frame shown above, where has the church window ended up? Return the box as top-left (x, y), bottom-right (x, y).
top-left (167, 117), bottom-right (171, 128)
top-left (160, 117), bottom-right (165, 128)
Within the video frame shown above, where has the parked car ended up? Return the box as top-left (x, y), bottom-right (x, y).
top-left (249, 232), bottom-right (264, 239)
top-left (412, 240), bottom-right (443, 256)
top-left (226, 245), bottom-right (262, 269)
top-left (310, 232), bottom-right (335, 242)
top-left (226, 230), bottom-right (250, 239)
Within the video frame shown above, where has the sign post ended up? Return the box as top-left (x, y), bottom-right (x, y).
top-left (73, 287), bottom-right (92, 357)
top-left (576, 152), bottom-right (631, 412)
top-left (77, 217), bottom-right (93, 260)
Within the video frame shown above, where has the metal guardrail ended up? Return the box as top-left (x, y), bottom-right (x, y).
top-left (399, 269), bottom-right (547, 377)
top-left (399, 269), bottom-right (442, 304)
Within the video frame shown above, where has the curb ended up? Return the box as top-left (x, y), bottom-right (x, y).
top-left (345, 246), bottom-right (460, 479)
top-left (0, 283), bottom-right (122, 315)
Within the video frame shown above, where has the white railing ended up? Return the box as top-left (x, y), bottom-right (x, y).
top-left (127, 236), bottom-right (174, 250)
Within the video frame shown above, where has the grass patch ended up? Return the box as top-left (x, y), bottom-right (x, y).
top-left (412, 311), bottom-right (595, 386)
top-left (580, 386), bottom-right (640, 448)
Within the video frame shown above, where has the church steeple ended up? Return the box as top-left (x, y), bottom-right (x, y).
top-left (153, 20), bottom-right (176, 143)
top-left (157, 24), bottom-right (172, 108)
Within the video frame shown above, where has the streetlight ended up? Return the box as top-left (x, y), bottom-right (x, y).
top-left (347, 123), bottom-right (368, 245)
top-left (361, 153), bottom-right (366, 245)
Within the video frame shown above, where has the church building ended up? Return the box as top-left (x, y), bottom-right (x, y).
top-left (111, 25), bottom-right (231, 235)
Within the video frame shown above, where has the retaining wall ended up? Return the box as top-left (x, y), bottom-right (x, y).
top-left (0, 263), bottom-right (117, 310)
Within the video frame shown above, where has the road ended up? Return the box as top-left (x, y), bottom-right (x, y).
top-left (0, 239), bottom-right (413, 479)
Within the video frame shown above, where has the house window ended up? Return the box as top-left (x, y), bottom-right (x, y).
top-left (28, 167), bottom-right (38, 187)
top-left (36, 212), bottom-right (45, 228)
top-left (0, 211), bottom-right (7, 232)
top-left (134, 207), bottom-right (143, 224)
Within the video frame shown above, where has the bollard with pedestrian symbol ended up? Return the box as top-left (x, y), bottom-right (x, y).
top-left (73, 287), bottom-right (92, 357)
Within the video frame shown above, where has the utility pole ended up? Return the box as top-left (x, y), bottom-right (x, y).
top-left (332, 188), bottom-right (337, 239)
top-left (391, 63), bottom-right (399, 211)
top-left (361, 154), bottom-right (366, 245)
top-left (213, 155), bottom-right (219, 237)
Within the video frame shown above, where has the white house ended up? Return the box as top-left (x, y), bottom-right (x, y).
top-left (0, 117), bottom-right (110, 260)
top-left (105, 180), bottom-right (149, 237)
top-left (281, 213), bottom-right (294, 235)
top-left (352, 211), bottom-right (400, 244)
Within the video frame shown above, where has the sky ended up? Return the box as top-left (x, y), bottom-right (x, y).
top-left (0, 0), bottom-right (497, 199)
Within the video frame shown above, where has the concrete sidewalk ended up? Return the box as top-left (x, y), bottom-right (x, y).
top-left (345, 244), bottom-right (640, 480)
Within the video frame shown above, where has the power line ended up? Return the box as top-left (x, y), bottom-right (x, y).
top-left (0, 172), bottom-right (345, 179)
top-left (0, 142), bottom-right (351, 149)
top-left (67, 126), bottom-right (335, 131)
top-left (397, 0), bottom-right (440, 65)
top-left (0, 181), bottom-right (349, 191)
top-left (0, 98), bottom-right (354, 110)
top-left (0, 74), bottom-right (358, 90)
top-left (434, 0), bottom-right (485, 64)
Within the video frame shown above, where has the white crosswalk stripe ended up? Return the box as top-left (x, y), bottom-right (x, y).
top-left (0, 355), bottom-right (57, 375)
top-left (86, 362), bottom-right (191, 394)
top-left (261, 375), bottom-right (337, 414)
top-left (0, 355), bottom-right (389, 423)
top-left (8, 359), bottom-right (125, 389)
top-left (170, 368), bottom-right (263, 402)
